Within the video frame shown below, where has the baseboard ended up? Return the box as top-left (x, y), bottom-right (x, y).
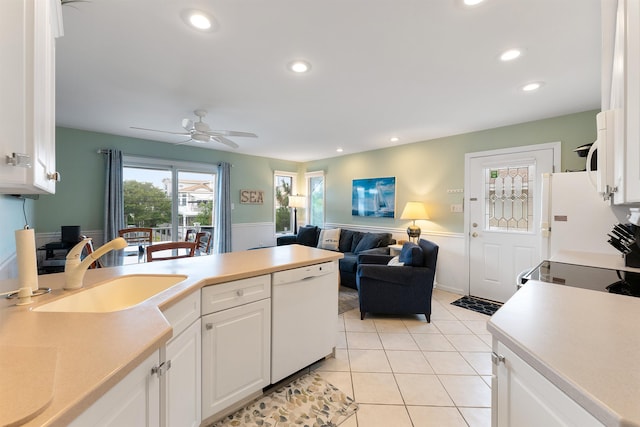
top-left (435, 283), bottom-right (466, 296)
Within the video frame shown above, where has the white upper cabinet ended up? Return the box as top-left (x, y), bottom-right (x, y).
top-left (0, 0), bottom-right (62, 194)
top-left (604, 0), bottom-right (640, 204)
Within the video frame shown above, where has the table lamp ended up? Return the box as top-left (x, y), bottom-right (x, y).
top-left (288, 195), bottom-right (306, 234)
top-left (400, 201), bottom-right (429, 242)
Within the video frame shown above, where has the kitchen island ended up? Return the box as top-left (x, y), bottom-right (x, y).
top-left (488, 280), bottom-right (640, 427)
top-left (0, 245), bottom-right (342, 427)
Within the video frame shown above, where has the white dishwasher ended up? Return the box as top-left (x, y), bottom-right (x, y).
top-left (271, 261), bottom-right (338, 383)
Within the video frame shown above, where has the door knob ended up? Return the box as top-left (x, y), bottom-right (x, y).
top-left (472, 232), bottom-right (478, 238)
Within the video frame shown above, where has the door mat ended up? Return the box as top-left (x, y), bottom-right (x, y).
top-left (451, 295), bottom-right (502, 316)
top-left (338, 286), bottom-right (359, 314)
top-left (210, 373), bottom-right (358, 427)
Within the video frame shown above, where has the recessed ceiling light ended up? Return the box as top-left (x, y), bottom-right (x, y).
top-left (463, 0), bottom-right (485, 5)
top-left (336, 147), bottom-right (343, 153)
top-left (288, 60), bottom-right (311, 73)
top-left (390, 137), bottom-right (400, 142)
top-left (181, 9), bottom-right (218, 32)
top-left (522, 82), bottom-right (544, 92)
top-left (500, 49), bottom-right (522, 61)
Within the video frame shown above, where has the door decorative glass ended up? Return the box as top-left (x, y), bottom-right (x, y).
top-left (485, 165), bottom-right (533, 232)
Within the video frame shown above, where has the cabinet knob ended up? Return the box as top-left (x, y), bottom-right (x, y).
top-left (205, 323), bottom-right (213, 330)
top-left (47, 171), bottom-right (61, 182)
top-left (236, 289), bottom-right (244, 297)
top-left (491, 352), bottom-right (505, 365)
top-left (471, 232), bottom-right (479, 238)
top-left (151, 360), bottom-right (171, 377)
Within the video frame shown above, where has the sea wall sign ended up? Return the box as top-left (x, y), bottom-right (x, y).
top-left (240, 189), bottom-right (264, 204)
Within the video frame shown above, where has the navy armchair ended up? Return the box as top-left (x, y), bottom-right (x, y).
top-left (356, 239), bottom-right (439, 321)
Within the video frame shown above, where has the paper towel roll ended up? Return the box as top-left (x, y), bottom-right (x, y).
top-left (15, 228), bottom-right (39, 291)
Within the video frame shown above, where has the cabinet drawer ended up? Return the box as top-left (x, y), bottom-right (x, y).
top-left (163, 290), bottom-right (201, 339)
top-left (201, 275), bottom-right (270, 315)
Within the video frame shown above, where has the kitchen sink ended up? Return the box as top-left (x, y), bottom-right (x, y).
top-left (33, 274), bottom-right (188, 313)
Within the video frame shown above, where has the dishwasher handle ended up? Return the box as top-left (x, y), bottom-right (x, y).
top-left (272, 261), bottom-right (336, 285)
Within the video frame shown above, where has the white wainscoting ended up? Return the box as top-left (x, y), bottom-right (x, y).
top-left (0, 225), bottom-right (468, 296)
top-left (325, 223), bottom-right (467, 296)
top-left (232, 222), bottom-right (277, 251)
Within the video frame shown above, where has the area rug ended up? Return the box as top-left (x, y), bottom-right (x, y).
top-left (338, 286), bottom-right (359, 314)
top-left (451, 295), bottom-right (503, 316)
top-left (210, 373), bottom-right (358, 427)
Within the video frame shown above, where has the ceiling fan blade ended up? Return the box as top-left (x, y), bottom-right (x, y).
top-left (130, 126), bottom-right (190, 136)
top-left (172, 138), bottom-right (194, 145)
top-left (212, 135), bottom-right (239, 149)
top-left (209, 130), bottom-right (258, 138)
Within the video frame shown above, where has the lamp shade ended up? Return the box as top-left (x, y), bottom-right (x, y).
top-left (400, 201), bottom-right (429, 220)
top-left (288, 195), bottom-right (306, 209)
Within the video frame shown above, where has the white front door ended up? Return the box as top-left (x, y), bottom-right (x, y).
top-left (466, 144), bottom-right (557, 303)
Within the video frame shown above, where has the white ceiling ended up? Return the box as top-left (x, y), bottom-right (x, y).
top-left (56, 0), bottom-right (601, 162)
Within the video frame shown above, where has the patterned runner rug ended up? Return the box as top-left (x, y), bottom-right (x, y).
top-left (451, 295), bottom-right (502, 316)
top-left (210, 373), bottom-right (358, 427)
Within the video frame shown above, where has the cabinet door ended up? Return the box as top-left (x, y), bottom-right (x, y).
top-left (68, 351), bottom-right (160, 427)
top-left (0, 0), bottom-right (60, 194)
top-left (165, 318), bottom-right (201, 427)
top-left (201, 299), bottom-right (271, 420)
top-left (494, 342), bottom-right (603, 427)
top-left (610, 0), bottom-right (640, 204)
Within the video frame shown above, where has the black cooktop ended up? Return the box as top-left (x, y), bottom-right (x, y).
top-left (523, 260), bottom-right (640, 297)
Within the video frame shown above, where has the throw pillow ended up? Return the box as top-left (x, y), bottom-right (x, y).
top-left (387, 256), bottom-right (405, 266)
top-left (317, 228), bottom-right (341, 251)
top-left (353, 232), bottom-right (386, 254)
top-left (399, 242), bottom-right (424, 267)
top-left (339, 229), bottom-right (356, 252)
top-left (296, 225), bottom-right (319, 247)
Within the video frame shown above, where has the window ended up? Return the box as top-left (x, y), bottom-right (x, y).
top-left (274, 171), bottom-right (297, 234)
top-left (485, 164), bottom-right (533, 232)
top-left (123, 156), bottom-right (216, 243)
top-left (305, 171), bottom-right (324, 226)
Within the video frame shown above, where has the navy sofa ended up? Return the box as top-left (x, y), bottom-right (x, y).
top-left (276, 225), bottom-right (395, 289)
top-left (356, 239), bottom-right (439, 321)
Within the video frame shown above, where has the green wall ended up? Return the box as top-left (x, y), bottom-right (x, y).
top-left (28, 109), bottom-right (598, 235)
top-left (34, 127), bottom-right (300, 232)
top-left (1, 109), bottom-right (597, 267)
top-left (303, 110), bottom-right (598, 233)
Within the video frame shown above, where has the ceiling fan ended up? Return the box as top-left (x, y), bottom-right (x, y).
top-left (131, 109), bottom-right (257, 149)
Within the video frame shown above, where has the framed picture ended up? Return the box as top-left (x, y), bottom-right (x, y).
top-left (352, 177), bottom-right (396, 217)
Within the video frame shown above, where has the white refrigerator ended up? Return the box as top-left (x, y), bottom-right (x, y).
top-left (540, 171), bottom-right (628, 259)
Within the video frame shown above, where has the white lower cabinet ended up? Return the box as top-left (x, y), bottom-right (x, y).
top-left (201, 277), bottom-right (271, 421)
top-left (68, 351), bottom-right (161, 427)
top-left (164, 318), bottom-right (201, 427)
top-left (162, 290), bottom-right (201, 427)
top-left (493, 341), bottom-right (604, 427)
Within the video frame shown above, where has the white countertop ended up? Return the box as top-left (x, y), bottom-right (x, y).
top-left (488, 281), bottom-right (640, 427)
top-left (0, 245), bottom-right (343, 427)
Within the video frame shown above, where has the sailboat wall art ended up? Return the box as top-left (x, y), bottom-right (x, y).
top-left (351, 177), bottom-right (396, 218)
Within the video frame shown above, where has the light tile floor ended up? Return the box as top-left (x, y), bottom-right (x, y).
top-left (312, 289), bottom-right (493, 427)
